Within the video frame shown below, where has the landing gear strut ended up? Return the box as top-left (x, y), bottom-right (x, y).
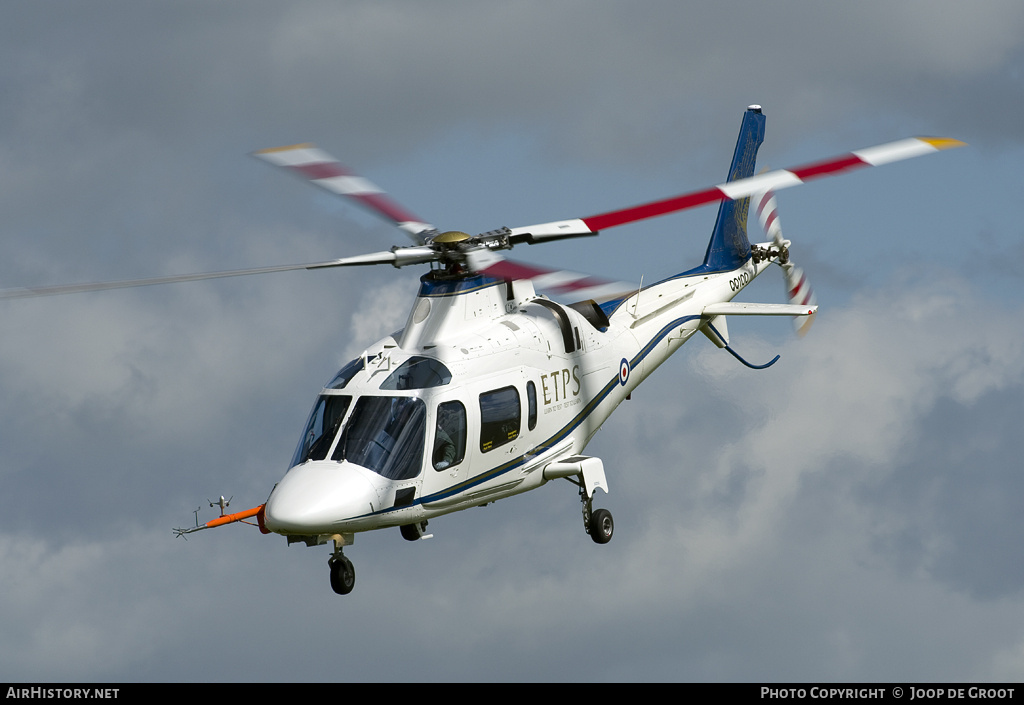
top-left (545, 455), bottom-right (613, 545)
top-left (328, 540), bottom-right (355, 595)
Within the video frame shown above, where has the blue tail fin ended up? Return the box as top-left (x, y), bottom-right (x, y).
top-left (700, 106), bottom-right (766, 272)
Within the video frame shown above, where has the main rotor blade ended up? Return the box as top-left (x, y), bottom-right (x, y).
top-left (253, 144), bottom-right (435, 244)
top-left (466, 249), bottom-right (636, 303)
top-left (510, 136), bottom-right (964, 238)
top-left (0, 247), bottom-right (437, 300)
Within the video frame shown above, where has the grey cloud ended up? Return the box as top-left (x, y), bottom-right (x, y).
top-left (1, 1), bottom-right (1022, 683)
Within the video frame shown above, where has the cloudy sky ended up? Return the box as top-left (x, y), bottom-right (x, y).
top-left (2, 1), bottom-right (1024, 683)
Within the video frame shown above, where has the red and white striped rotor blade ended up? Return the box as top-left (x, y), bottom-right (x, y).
top-left (466, 250), bottom-right (636, 303)
top-left (753, 188), bottom-right (785, 246)
top-left (510, 136), bottom-right (964, 238)
top-left (753, 188), bottom-right (817, 337)
top-left (253, 144), bottom-right (435, 244)
top-left (784, 264), bottom-right (817, 337)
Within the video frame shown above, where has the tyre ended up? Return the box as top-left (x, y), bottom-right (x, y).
top-left (400, 522), bottom-right (425, 541)
top-left (330, 556), bottom-right (355, 595)
top-left (590, 508), bottom-right (614, 544)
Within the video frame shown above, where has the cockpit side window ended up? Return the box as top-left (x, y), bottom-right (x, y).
top-left (433, 401), bottom-right (467, 471)
top-left (479, 386), bottom-right (520, 453)
top-left (291, 395), bottom-right (352, 467)
top-left (327, 358), bottom-right (363, 389)
top-left (379, 356), bottom-right (452, 390)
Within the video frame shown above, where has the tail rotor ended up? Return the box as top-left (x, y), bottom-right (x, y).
top-left (754, 189), bottom-right (817, 336)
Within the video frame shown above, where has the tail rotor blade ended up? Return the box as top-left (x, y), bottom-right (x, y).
top-left (783, 263), bottom-right (817, 337)
top-left (754, 189), bottom-right (785, 247)
top-left (753, 188), bottom-right (817, 336)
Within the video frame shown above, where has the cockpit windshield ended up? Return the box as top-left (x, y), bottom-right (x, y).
top-left (291, 394), bottom-right (352, 467)
top-left (331, 396), bottom-right (426, 481)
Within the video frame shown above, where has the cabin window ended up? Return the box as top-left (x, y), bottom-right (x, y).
top-left (433, 401), bottom-right (467, 471)
top-left (479, 386), bottom-right (520, 453)
top-left (527, 381), bottom-right (537, 431)
top-left (380, 356), bottom-right (452, 390)
top-left (331, 396), bottom-right (426, 481)
top-left (291, 394), bottom-right (352, 467)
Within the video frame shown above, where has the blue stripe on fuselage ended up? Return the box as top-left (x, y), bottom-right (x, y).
top-left (352, 314), bottom-right (703, 519)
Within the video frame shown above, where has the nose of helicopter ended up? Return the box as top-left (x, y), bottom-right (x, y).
top-left (263, 461), bottom-right (379, 534)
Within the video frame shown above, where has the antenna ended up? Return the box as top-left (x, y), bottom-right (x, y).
top-left (632, 275), bottom-right (644, 318)
top-left (174, 495), bottom-right (262, 538)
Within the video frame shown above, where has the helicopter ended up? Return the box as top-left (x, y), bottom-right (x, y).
top-left (2, 106), bottom-right (962, 595)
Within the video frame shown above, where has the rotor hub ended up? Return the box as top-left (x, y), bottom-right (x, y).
top-left (432, 230), bottom-right (472, 245)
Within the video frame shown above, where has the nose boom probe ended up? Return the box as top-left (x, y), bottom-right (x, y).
top-left (174, 504), bottom-right (268, 539)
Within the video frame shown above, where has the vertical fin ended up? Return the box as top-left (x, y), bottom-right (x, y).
top-left (701, 106), bottom-right (766, 271)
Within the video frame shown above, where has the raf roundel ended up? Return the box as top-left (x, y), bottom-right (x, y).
top-left (619, 358), bottom-right (630, 387)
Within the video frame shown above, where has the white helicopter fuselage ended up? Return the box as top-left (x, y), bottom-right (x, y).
top-left (262, 252), bottom-right (770, 542)
top-left (141, 107), bottom-right (958, 593)
top-left (0, 107), bottom-right (956, 596)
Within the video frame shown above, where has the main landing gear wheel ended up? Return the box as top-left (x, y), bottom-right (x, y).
top-left (329, 554), bottom-right (355, 595)
top-left (580, 486), bottom-right (614, 545)
top-left (589, 508), bottom-right (614, 544)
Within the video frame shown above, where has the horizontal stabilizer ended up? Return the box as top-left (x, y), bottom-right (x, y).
top-left (703, 302), bottom-right (817, 317)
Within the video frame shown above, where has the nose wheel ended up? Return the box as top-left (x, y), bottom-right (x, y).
top-left (328, 544), bottom-right (355, 595)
